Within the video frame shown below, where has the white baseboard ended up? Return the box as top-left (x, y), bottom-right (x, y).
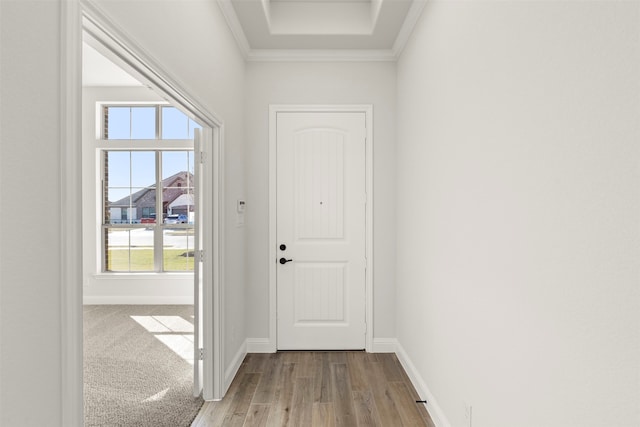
top-left (83, 295), bottom-right (193, 305)
top-left (395, 342), bottom-right (452, 427)
top-left (224, 340), bottom-right (247, 392)
top-left (246, 338), bottom-right (275, 353)
top-left (372, 337), bottom-right (398, 353)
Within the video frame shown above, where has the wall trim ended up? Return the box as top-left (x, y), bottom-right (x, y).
top-left (391, 0), bottom-right (427, 57)
top-left (83, 296), bottom-right (193, 305)
top-left (216, 0), bottom-right (251, 57)
top-left (246, 49), bottom-right (396, 62)
top-left (246, 338), bottom-right (274, 353)
top-left (224, 340), bottom-right (248, 395)
top-left (371, 338), bottom-right (398, 353)
top-left (60, 1), bottom-right (84, 426)
top-left (395, 342), bottom-right (452, 427)
top-left (268, 105), bottom-right (374, 353)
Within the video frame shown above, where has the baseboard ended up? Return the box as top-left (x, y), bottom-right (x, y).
top-left (83, 295), bottom-right (193, 305)
top-left (246, 338), bottom-right (275, 353)
top-left (224, 340), bottom-right (247, 392)
top-left (244, 337), bottom-right (397, 353)
top-left (371, 337), bottom-right (398, 353)
top-left (395, 342), bottom-right (452, 427)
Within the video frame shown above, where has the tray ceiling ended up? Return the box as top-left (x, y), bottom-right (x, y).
top-left (219, 0), bottom-right (426, 60)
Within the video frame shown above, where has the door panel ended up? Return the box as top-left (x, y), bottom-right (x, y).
top-left (277, 112), bottom-right (366, 350)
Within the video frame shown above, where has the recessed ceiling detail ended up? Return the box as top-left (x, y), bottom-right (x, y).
top-left (218, 0), bottom-right (426, 61)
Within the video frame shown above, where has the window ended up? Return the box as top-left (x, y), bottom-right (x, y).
top-left (102, 105), bottom-right (200, 140)
top-left (99, 104), bottom-right (200, 273)
top-left (105, 106), bottom-right (157, 139)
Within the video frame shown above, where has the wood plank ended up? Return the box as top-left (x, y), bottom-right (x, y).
top-left (346, 351), bottom-right (369, 392)
top-left (381, 353), bottom-right (404, 382)
top-left (281, 351), bottom-right (300, 364)
top-left (222, 373), bottom-right (261, 427)
top-left (295, 351), bottom-right (315, 378)
top-left (265, 363), bottom-right (296, 427)
top-left (313, 352), bottom-right (331, 403)
top-left (330, 363), bottom-right (357, 427)
top-left (364, 352), bottom-right (380, 363)
top-left (242, 404), bottom-right (271, 427)
top-left (367, 361), bottom-right (403, 426)
top-left (289, 377), bottom-right (313, 426)
top-left (389, 381), bottom-right (429, 427)
top-left (312, 402), bottom-right (336, 427)
top-left (328, 351), bottom-right (347, 363)
top-left (353, 389), bottom-right (382, 426)
top-left (246, 353), bottom-right (273, 374)
top-left (252, 353), bottom-right (282, 404)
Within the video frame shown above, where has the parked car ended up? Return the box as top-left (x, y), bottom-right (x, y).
top-left (164, 214), bottom-right (188, 224)
top-left (141, 217), bottom-right (156, 224)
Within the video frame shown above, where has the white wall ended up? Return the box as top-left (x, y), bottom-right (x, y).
top-left (91, 0), bottom-right (247, 383)
top-left (0, 1), bottom-right (64, 425)
top-left (1, 1), bottom-right (246, 423)
top-left (396, 2), bottom-right (640, 427)
top-left (81, 86), bottom-right (196, 304)
top-left (244, 61), bottom-right (397, 343)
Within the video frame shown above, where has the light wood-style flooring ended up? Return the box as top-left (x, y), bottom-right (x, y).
top-left (191, 352), bottom-right (435, 427)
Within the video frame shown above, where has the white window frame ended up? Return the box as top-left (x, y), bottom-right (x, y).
top-left (97, 103), bottom-right (197, 274)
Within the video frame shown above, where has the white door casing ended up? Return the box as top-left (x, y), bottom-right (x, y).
top-left (193, 129), bottom-right (204, 396)
top-left (276, 111), bottom-right (368, 350)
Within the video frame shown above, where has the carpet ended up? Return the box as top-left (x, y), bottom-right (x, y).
top-left (84, 305), bottom-right (204, 427)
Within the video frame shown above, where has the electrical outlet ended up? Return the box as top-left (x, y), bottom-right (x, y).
top-left (463, 401), bottom-right (472, 427)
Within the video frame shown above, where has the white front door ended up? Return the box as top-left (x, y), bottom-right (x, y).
top-left (276, 111), bottom-right (367, 350)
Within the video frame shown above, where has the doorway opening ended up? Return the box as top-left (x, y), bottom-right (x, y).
top-left (61, 3), bottom-right (225, 425)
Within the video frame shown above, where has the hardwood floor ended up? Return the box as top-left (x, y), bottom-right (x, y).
top-left (191, 352), bottom-right (435, 427)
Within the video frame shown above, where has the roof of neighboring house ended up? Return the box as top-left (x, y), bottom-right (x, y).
top-left (169, 193), bottom-right (194, 209)
top-left (109, 171), bottom-right (193, 207)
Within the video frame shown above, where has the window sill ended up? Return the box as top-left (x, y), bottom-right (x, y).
top-left (92, 272), bottom-right (193, 280)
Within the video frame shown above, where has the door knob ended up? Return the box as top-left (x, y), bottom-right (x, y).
top-left (279, 258), bottom-right (293, 265)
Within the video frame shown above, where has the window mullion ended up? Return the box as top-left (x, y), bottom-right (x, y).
top-left (156, 105), bottom-right (162, 139)
top-left (154, 151), bottom-right (164, 272)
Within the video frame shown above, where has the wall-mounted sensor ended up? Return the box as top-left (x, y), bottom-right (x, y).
top-left (237, 200), bottom-right (246, 213)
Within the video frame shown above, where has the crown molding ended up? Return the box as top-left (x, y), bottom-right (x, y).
top-left (217, 0), bottom-right (251, 58)
top-left (392, 0), bottom-right (427, 57)
top-left (246, 48), bottom-right (397, 62)
top-left (216, 0), bottom-right (425, 63)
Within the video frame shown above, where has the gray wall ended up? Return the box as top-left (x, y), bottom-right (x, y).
top-left (396, 2), bottom-right (640, 426)
top-left (1, 1), bottom-right (64, 424)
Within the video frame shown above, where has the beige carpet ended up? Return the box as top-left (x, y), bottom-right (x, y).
top-left (84, 305), bottom-right (204, 427)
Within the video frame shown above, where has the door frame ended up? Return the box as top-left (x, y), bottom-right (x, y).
top-left (61, 2), bottom-right (225, 424)
top-left (268, 105), bottom-right (374, 352)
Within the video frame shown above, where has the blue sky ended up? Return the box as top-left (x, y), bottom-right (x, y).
top-left (106, 106), bottom-right (199, 202)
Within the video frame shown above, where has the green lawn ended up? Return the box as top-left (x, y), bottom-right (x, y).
top-left (107, 249), bottom-right (194, 272)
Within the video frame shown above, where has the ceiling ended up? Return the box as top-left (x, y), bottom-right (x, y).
top-left (82, 42), bottom-right (142, 87)
top-left (82, 0), bottom-right (426, 86)
top-left (219, 0), bottom-right (426, 60)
